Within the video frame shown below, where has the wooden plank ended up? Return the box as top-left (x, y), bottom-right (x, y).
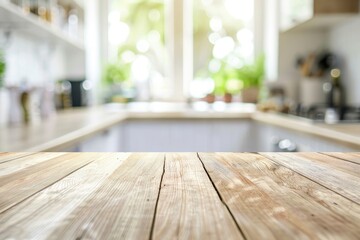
top-left (0, 153), bottom-right (130, 240)
top-left (323, 152), bottom-right (360, 165)
top-left (261, 153), bottom-right (360, 203)
top-left (199, 153), bottom-right (360, 240)
top-left (0, 152), bottom-right (67, 176)
top-left (292, 152), bottom-right (360, 177)
top-left (0, 152), bottom-right (35, 164)
top-left (153, 153), bottom-right (243, 240)
top-left (0, 152), bottom-right (94, 213)
top-left (45, 153), bottom-right (165, 240)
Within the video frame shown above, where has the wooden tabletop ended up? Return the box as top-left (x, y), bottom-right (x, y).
top-left (0, 152), bottom-right (360, 239)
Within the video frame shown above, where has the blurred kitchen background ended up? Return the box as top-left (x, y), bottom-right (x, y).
top-left (0, 0), bottom-right (360, 152)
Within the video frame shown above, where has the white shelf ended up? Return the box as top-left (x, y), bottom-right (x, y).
top-left (281, 14), bottom-right (359, 34)
top-left (0, 1), bottom-right (84, 51)
top-left (61, 0), bottom-right (84, 11)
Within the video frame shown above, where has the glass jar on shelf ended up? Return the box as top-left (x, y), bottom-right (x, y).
top-left (37, 0), bottom-right (47, 21)
top-left (20, 0), bottom-right (30, 14)
top-left (50, 1), bottom-right (66, 29)
top-left (45, 0), bottom-right (54, 23)
top-left (67, 6), bottom-right (79, 38)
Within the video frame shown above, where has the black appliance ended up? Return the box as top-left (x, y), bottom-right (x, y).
top-left (68, 79), bottom-right (89, 107)
top-left (290, 104), bottom-right (360, 123)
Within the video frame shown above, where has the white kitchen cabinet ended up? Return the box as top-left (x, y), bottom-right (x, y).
top-left (254, 122), bottom-right (357, 152)
top-left (209, 120), bottom-right (257, 152)
top-left (75, 119), bottom-right (357, 152)
top-left (280, 0), bottom-right (359, 32)
top-left (119, 119), bottom-right (257, 152)
top-left (78, 125), bottom-right (123, 152)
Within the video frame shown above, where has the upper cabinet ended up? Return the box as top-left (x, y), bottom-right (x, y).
top-left (280, 0), bottom-right (359, 33)
top-left (0, 0), bottom-right (84, 51)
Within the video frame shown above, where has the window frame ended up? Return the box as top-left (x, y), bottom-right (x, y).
top-left (101, 0), bottom-right (266, 102)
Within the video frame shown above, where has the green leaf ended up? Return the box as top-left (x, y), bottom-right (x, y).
top-left (237, 54), bottom-right (265, 88)
top-left (103, 62), bottom-right (131, 85)
top-left (0, 50), bottom-right (6, 87)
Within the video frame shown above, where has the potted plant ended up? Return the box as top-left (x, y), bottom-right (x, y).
top-left (0, 50), bottom-right (8, 126)
top-left (237, 55), bottom-right (265, 103)
top-left (0, 50), bottom-right (5, 88)
top-left (211, 63), bottom-right (242, 103)
top-left (103, 61), bottom-right (132, 103)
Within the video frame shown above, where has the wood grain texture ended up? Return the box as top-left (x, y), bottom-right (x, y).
top-left (153, 153), bottom-right (243, 240)
top-left (261, 152), bottom-right (360, 203)
top-left (322, 152), bottom-right (360, 165)
top-left (199, 152), bottom-right (360, 240)
top-left (1, 152), bottom-right (360, 240)
top-left (0, 152), bottom-right (94, 213)
top-left (292, 152), bottom-right (360, 177)
top-left (0, 152), bottom-right (35, 164)
top-left (0, 152), bottom-right (66, 176)
top-left (0, 153), bottom-right (130, 239)
top-left (47, 153), bottom-right (165, 240)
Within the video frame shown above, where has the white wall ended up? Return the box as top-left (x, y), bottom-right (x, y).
top-left (0, 31), bottom-right (69, 126)
top-left (329, 17), bottom-right (360, 105)
top-left (0, 26), bottom-right (89, 125)
top-left (278, 30), bottom-right (329, 102)
top-left (1, 31), bottom-right (66, 87)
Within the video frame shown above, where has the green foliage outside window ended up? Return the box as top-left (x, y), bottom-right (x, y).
top-left (104, 0), bottom-right (165, 86)
top-left (211, 54), bottom-right (265, 95)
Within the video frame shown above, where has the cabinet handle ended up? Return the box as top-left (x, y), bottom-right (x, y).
top-left (273, 138), bottom-right (297, 152)
top-left (102, 130), bottom-right (110, 136)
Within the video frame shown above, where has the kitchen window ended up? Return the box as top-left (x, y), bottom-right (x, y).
top-left (106, 0), bottom-right (256, 102)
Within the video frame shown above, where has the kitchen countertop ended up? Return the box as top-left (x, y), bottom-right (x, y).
top-left (0, 152), bottom-right (359, 239)
top-left (253, 112), bottom-right (360, 150)
top-left (1, 102), bottom-right (360, 151)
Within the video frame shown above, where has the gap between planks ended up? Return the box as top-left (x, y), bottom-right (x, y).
top-left (319, 152), bottom-right (360, 165)
top-left (0, 154), bottom-right (96, 214)
top-left (196, 152), bottom-right (247, 240)
top-left (0, 152), bottom-right (37, 164)
top-left (149, 154), bottom-right (166, 240)
top-left (200, 153), bottom-right (360, 239)
top-left (152, 153), bottom-right (243, 239)
top-left (46, 153), bottom-right (165, 239)
top-left (1, 160), bottom-right (95, 214)
top-left (259, 153), bottom-right (360, 206)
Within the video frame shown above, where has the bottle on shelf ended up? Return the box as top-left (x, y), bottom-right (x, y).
top-left (323, 68), bottom-right (345, 123)
top-left (37, 0), bottom-right (47, 21)
top-left (45, 0), bottom-right (54, 23)
top-left (55, 80), bottom-right (72, 109)
top-left (67, 6), bottom-right (79, 38)
top-left (20, 0), bottom-right (31, 14)
top-left (50, 0), bottom-right (66, 29)
top-left (327, 68), bottom-right (344, 108)
top-left (29, 0), bottom-right (38, 15)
